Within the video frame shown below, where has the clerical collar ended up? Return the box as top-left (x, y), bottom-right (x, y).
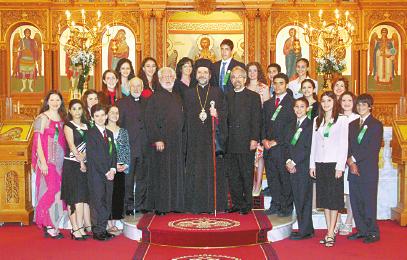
top-left (198, 84), bottom-right (208, 89)
top-left (234, 87), bottom-right (245, 93)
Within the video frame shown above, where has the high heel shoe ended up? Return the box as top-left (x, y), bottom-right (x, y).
top-left (43, 226), bottom-right (64, 239)
top-left (84, 226), bottom-right (92, 233)
top-left (70, 229), bottom-right (86, 240)
top-left (79, 227), bottom-right (90, 239)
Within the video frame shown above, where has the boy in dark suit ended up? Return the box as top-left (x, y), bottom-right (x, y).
top-left (347, 94), bottom-right (383, 243)
top-left (226, 66), bottom-right (262, 215)
top-left (285, 97), bottom-right (314, 239)
top-left (211, 39), bottom-right (245, 94)
top-left (87, 104), bottom-right (117, 241)
top-left (262, 73), bottom-right (296, 217)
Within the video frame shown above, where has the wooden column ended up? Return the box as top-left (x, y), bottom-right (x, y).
top-left (0, 43), bottom-right (7, 97)
top-left (136, 42), bottom-right (142, 72)
top-left (259, 10), bottom-right (270, 72)
top-left (94, 50), bottom-right (102, 91)
top-left (403, 42), bottom-right (407, 97)
top-left (154, 10), bottom-right (164, 67)
top-left (246, 9), bottom-right (257, 63)
top-left (269, 41), bottom-right (276, 64)
top-left (359, 43), bottom-right (369, 94)
top-left (351, 44), bottom-right (360, 94)
top-left (50, 43), bottom-right (59, 91)
top-left (142, 10), bottom-right (152, 59)
top-left (43, 44), bottom-right (52, 92)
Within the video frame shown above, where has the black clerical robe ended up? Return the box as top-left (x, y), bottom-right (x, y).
top-left (145, 89), bottom-right (185, 213)
top-left (183, 84), bottom-right (228, 213)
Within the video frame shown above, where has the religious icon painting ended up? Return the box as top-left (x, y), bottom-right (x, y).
top-left (275, 26), bottom-right (309, 81)
top-left (367, 24), bottom-right (401, 92)
top-left (101, 25), bottom-right (136, 72)
top-left (9, 25), bottom-right (44, 94)
top-left (59, 26), bottom-right (95, 93)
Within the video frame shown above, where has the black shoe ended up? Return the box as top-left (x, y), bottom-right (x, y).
top-left (263, 187), bottom-right (271, 196)
top-left (93, 233), bottom-right (108, 241)
top-left (289, 232), bottom-right (314, 240)
top-left (264, 207), bottom-right (280, 215)
top-left (43, 227), bottom-right (64, 239)
top-left (226, 207), bottom-right (240, 213)
top-left (277, 209), bottom-right (292, 217)
top-left (154, 210), bottom-right (166, 216)
top-left (363, 234), bottom-right (380, 243)
top-left (70, 229), bottom-right (86, 241)
top-left (239, 208), bottom-right (250, 215)
top-left (104, 231), bottom-right (115, 239)
top-left (126, 210), bottom-right (135, 216)
top-left (140, 209), bottom-right (149, 214)
top-left (347, 232), bottom-right (366, 240)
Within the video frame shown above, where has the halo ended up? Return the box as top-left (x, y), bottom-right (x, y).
top-left (237, 38), bottom-right (244, 52)
top-left (167, 38), bottom-right (174, 51)
top-left (196, 34), bottom-right (214, 51)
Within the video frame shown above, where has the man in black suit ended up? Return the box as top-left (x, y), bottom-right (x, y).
top-left (347, 94), bottom-right (383, 244)
top-left (262, 73), bottom-right (296, 217)
top-left (226, 66), bottom-right (262, 215)
top-left (87, 104), bottom-right (117, 241)
top-left (211, 39), bottom-right (245, 94)
top-left (117, 77), bottom-right (148, 215)
top-left (285, 97), bottom-right (314, 240)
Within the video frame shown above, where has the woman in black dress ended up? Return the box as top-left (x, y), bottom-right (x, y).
top-left (61, 99), bottom-right (91, 240)
top-left (106, 105), bottom-right (130, 234)
top-left (173, 57), bottom-right (194, 100)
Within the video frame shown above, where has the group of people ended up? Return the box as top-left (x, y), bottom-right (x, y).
top-left (32, 38), bottom-right (383, 247)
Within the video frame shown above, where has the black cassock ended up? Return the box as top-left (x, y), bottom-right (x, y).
top-left (145, 89), bottom-right (185, 213)
top-left (183, 84), bottom-right (228, 213)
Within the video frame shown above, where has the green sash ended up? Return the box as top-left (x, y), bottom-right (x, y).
top-left (307, 105), bottom-right (313, 119)
top-left (357, 125), bottom-right (368, 144)
top-left (223, 71), bottom-right (231, 85)
top-left (54, 124), bottom-right (59, 143)
top-left (290, 128), bottom-right (303, 145)
top-left (108, 137), bottom-right (113, 156)
top-left (323, 121), bottom-right (334, 137)
top-left (271, 105), bottom-right (282, 121)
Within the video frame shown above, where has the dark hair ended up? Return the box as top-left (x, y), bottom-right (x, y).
top-left (339, 91), bottom-right (357, 114)
top-left (67, 99), bottom-right (87, 123)
top-left (333, 77), bottom-right (349, 94)
top-left (115, 58), bottom-right (136, 84)
top-left (301, 78), bottom-right (318, 101)
top-left (90, 104), bottom-right (106, 118)
top-left (295, 97), bottom-right (309, 107)
top-left (102, 69), bottom-right (121, 99)
top-left (267, 63), bottom-right (281, 73)
top-left (138, 57), bottom-right (160, 91)
top-left (356, 93), bottom-right (374, 108)
top-left (273, 73), bottom-right (289, 84)
top-left (245, 62), bottom-right (267, 86)
top-left (39, 90), bottom-right (67, 120)
top-left (220, 39), bottom-right (234, 50)
top-left (106, 105), bottom-right (120, 126)
top-left (81, 89), bottom-right (99, 121)
top-left (296, 58), bottom-right (310, 77)
top-left (176, 57), bottom-right (194, 79)
top-left (316, 91), bottom-right (340, 130)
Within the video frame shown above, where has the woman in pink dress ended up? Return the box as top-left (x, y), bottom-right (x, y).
top-left (32, 90), bottom-right (67, 239)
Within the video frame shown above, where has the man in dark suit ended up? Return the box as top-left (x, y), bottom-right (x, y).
top-left (347, 94), bottom-right (383, 243)
top-left (117, 77), bottom-right (148, 215)
top-left (87, 104), bottom-right (117, 241)
top-left (211, 39), bottom-right (245, 94)
top-left (226, 66), bottom-right (262, 215)
top-left (262, 73), bottom-right (296, 217)
top-left (285, 97), bottom-right (314, 240)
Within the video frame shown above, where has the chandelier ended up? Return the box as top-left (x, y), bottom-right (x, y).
top-left (301, 9), bottom-right (354, 61)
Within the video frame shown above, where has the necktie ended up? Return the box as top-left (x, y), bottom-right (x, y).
top-left (219, 61), bottom-right (227, 91)
top-left (359, 118), bottom-right (364, 129)
top-left (275, 97), bottom-right (280, 107)
top-left (296, 120), bottom-right (301, 129)
top-left (103, 130), bottom-right (108, 143)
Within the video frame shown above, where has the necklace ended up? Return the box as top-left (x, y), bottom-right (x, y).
top-left (196, 85), bottom-right (210, 123)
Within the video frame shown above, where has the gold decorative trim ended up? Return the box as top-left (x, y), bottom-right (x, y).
top-left (167, 22), bottom-right (243, 33)
top-left (173, 254), bottom-right (240, 260)
top-left (168, 217), bottom-right (240, 231)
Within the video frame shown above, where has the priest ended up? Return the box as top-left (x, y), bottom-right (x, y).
top-left (145, 67), bottom-right (185, 215)
top-left (183, 59), bottom-right (228, 213)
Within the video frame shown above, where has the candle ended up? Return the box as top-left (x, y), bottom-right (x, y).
top-left (354, 80), bottom-right (357, 90)
top-left (319, 9), bottom-right (323, 18)
top-left (97, 10), bottom-right (101, 20)
top-left (17, 101), bottom-right (20, 115)
top-left (65, 10), bottom-right (71, 20)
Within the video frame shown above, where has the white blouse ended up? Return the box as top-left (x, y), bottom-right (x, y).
top-left (309, 115), bottom-right (349, 171)
top-left (288, 77), bottom-right (318, 99)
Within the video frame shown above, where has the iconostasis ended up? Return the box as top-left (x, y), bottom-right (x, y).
top-left (0, 5), bottom-right (405, 125)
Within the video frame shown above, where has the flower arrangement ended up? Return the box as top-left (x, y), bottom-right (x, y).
top-left (70, 50), bottom-right (96, 93)
top-left (315, 55), bottom-right (346, 74)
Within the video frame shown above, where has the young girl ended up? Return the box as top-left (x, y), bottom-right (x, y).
top-left (309, 91), bottom-right (348, 247)
top-left (61, 99), bottom-right (91, 240)
top-left (288, 58), bottom-right (318, 99)
top-left (301, 79), bottom-right (319, 121)
top-left (333, 77), bottom-right (349, 100)
top-left (138, 57), bottom-right (160, 99)
top-left (82, 90), bottom-right (99, 126)
top-left (246, 62), bottom-right (270, 196)
top-left (115, 58), bottom-right (136, 97)
top-left (100, 70), bottom-right (121, 106)
top-left (106, 105), bottom-right (130, 235)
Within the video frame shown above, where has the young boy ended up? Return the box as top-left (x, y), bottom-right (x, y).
top-left (87, 104), bottom-right (117, 241)
top-left (347, 94), bottom-right (383, 243)
top-left (285, 97), bottom-right (314, 240)
top-left (262, 73), bottom-right (296, 217)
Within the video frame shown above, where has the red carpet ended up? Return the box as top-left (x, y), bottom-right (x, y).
top-left (134, 243), bottom-right (278, 260)
top-left (137, 210), bottom-right (272, 247)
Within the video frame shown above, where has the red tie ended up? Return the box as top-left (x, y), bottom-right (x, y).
top-left (275, 97), bottom-right (280, 107)
top-left (103, 130), bottom-right (108, 143)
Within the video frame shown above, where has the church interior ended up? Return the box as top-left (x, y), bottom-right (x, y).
top-left (0, 0), bottom-right (407, 259)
